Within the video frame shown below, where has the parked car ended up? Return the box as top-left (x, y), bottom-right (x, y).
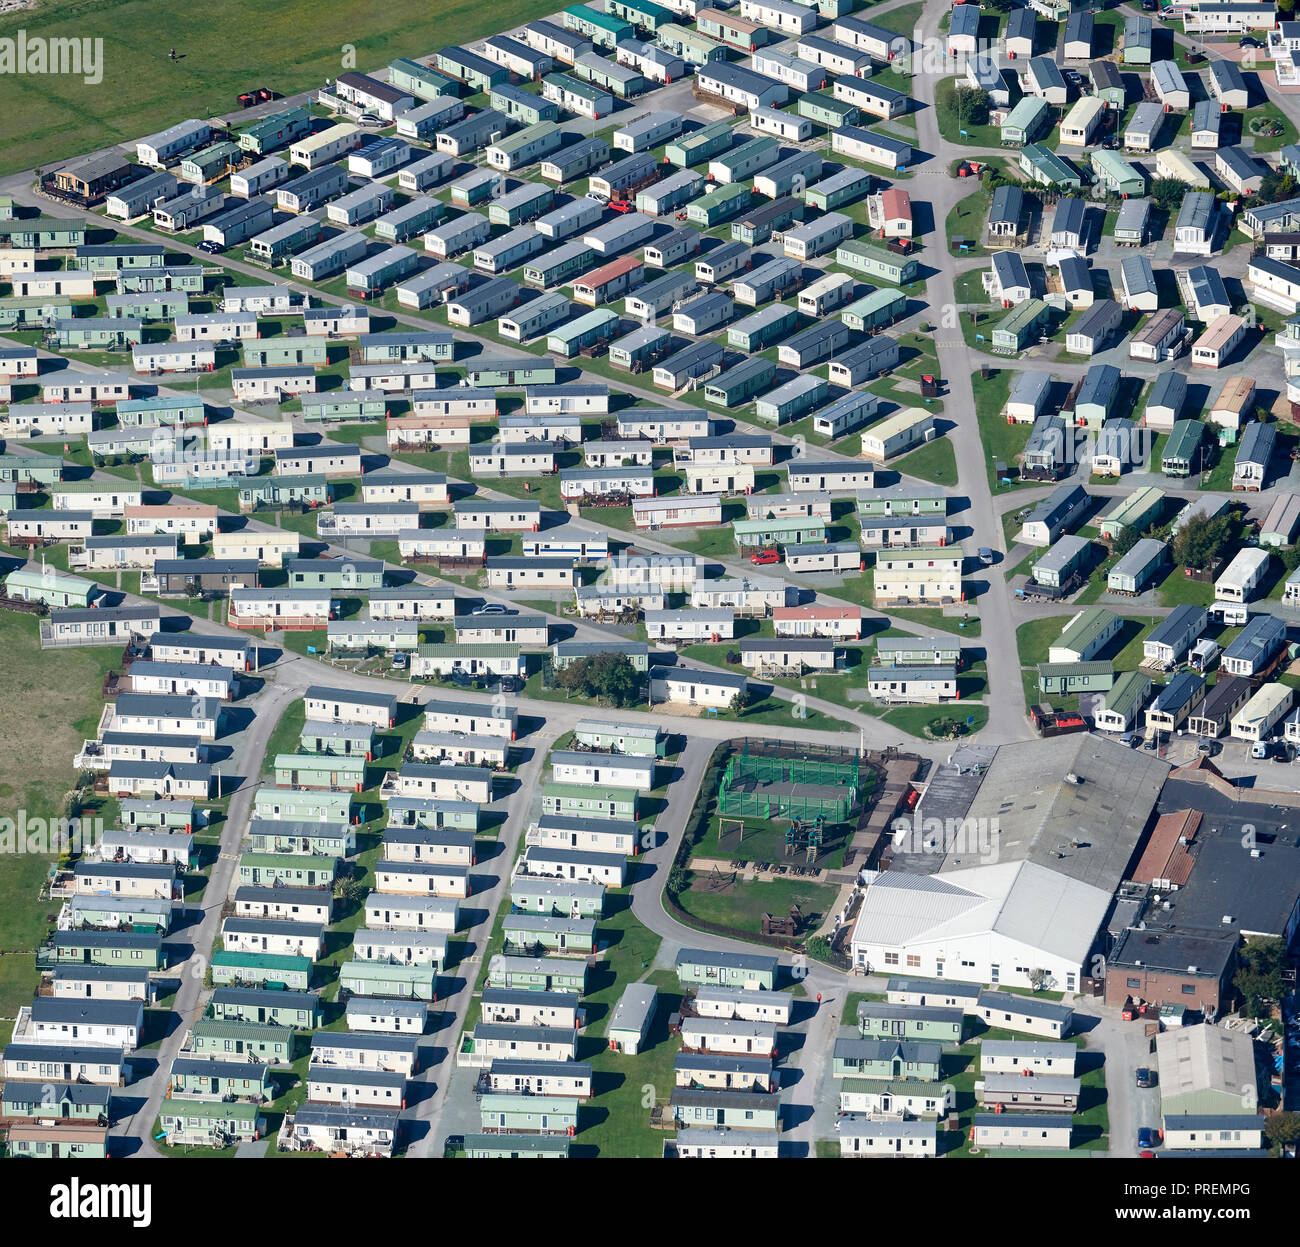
top-left (196, 240), bottom-right (224, 255)
top-left (750, 548), bottom-right (780, 566)
top-left (1137, 1127), bottom-right (1158, 1150)
top-left (357, 112), bottom-right (382, 128)
top-left (1135, 1068), bottom-right (1157, 1088)
top-left (1239, 36), bottom-right (1262, 48)
top-left (1251, 741), bottom-right (1270, 760)
top-left (472, 602), bottom-right (509, 615)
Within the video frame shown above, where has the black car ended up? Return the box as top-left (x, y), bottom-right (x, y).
top-left (1239, 36), bottom-right (1262, 48)
top-left (196, 240), bottom-right (224, 255)
top-left (1135, 1067), bottom-right (1157, 1088)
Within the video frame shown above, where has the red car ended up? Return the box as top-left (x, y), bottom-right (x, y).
top-left (750, 548), bottom-right (780, 566)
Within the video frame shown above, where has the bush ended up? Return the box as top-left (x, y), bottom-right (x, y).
top-left (1148, 177), bottom-right (1189, 213)
top-left (948, 85), bottom-right (990, 130)
top-left (552, 653), bottom-right (640, 706)
top-left (673, 743), bottom-right (731, 872)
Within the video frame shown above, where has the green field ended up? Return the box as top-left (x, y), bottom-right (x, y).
top-left (676, 872), bottom-right (841, 936)
top-left (0, 611), bottom-right (121, 1027)
top-left (0, 0), bottom-right (562, 177)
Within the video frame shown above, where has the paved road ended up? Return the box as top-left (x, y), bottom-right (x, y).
top-left (400, 714), bottom-right (560, 1156)
top-left (20, 0), bottom-right (1300, 1156)
top-left (109, 674), bottom-right (302, 1155)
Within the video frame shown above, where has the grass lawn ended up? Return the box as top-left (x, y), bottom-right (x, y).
top-left (0, 0), bottom-right (566, 177)
top-left (1016, 616), bottom-right (1065, 666)
top-left (691, 803), bottom-right (858, 870)
top-left (740, 699), bottom-right (856, 733)
top-left (581, 959), bottom-right (683, 1158)
top-left (0, 612), bottom-right (122, 1020)
top-left (871, 1), bottom-right (924, 37)
top-left (972, 369), bottom-right (1039, 492)
top-left (676, 873), bottom-right (841, 937)
top-left (464, 894), bottom-right (678, 1157)
top-left (953, 267), bottom-right (989, 305)
top-left (261, 700), bottom-right (308, 775)
top-left (841, 989), bottom-right (885, 1025)
top-left (884, 703), bottom-right (989, 739)
top-left (934, 77), bottom-right (1004, 148)
top-left (891, 436), bottom-right (958, 487)
top-left (889, 606), bottom-right (981, 637)
top-left (1201, 443), bottom-right (1239, 492)
top-left (1156, 566), bottom-right (1217, 608)
top-left (939, 1027), bottom-right (1107, 1157)
top-left (944, 185), bottom-right (991, 252)
top-left (1247, 103), bottom-right (1298, 154)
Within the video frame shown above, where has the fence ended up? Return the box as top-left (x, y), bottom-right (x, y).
top-left (717, 739), bottom-right (861, 822)
top-left (717, 787), bottom-right (853, 822)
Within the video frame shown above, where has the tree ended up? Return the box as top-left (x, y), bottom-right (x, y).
top-left (1027, 968), bottom-right (1056, 992)
top-left (1266, 1112), bottom-right (1300, 1148)
top-left (928, 716), bottom-right (966, 740)
top-left (666, 864), bottom-right (687, 898)
top-left (333, 872), bottom-right (365, 909)
top-left (1148, 177), bottom-right (1190, 213)
top-left (1110, 524), bottom-right (1141, 558)
top-left (950, 85), bottom-right (990, 132)
top-left (1257, 169), bottom-right (1298, 206)
top-left (592, 654), bottom-right (640, 707)
top-left (1172, 510), bottom-right (1240, 574)
top-left (805, 934), bottom-right (833, 963)
top-left (553, 654), bottom-right (640, 707)
top-left (1234, 936), bottom-right (1286, 1017)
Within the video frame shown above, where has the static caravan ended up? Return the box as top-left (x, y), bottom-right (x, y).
top-left (535, 198), bottom-right (602, 242)
top-left (782, 211), bottom-right (853, 260)
top-left (540, 135), bottom-right (611, 183)
top-left (826, 337), bottom-right (900, 387)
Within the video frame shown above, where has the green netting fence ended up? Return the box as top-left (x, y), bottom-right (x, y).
top-left (717, 741), bottom-right (861, 822)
